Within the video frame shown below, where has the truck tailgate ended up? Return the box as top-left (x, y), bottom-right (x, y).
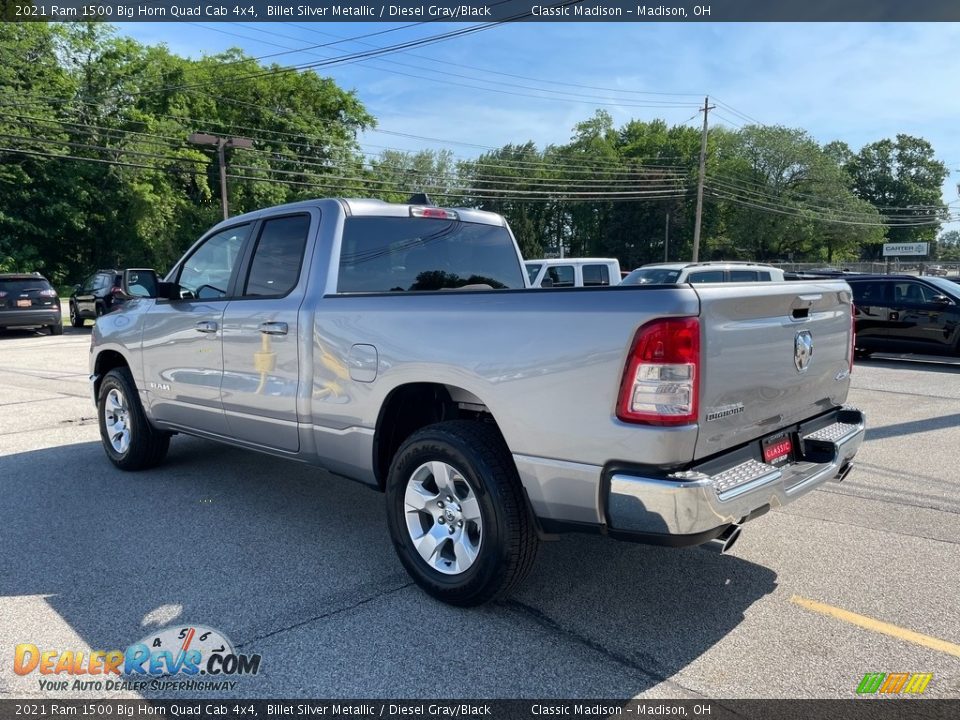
top-left (692, 281), bottom-right (853, 460)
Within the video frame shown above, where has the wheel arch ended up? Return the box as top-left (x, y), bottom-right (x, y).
top-left (92, 349), bottom-right (132, 400)
top-left (372, 382), bottom-right (505, 491)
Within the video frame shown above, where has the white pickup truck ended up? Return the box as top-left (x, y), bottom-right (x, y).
top-left (90, 198), bottom-right (865, 605)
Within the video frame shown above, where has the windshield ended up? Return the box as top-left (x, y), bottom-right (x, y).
top-left (921, 276), bottom-right (960, 297)
top-left (621, 268), bottom-right (682, 285)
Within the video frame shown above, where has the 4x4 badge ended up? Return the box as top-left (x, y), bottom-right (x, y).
top-left (795, 331), bottom-right (814, 373)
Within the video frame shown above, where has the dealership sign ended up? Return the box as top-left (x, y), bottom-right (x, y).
top-left (883, 242), bottom-right (929, 256)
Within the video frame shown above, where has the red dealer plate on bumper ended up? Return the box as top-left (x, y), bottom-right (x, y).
top-left (762, 432), bottom-right (794, 467)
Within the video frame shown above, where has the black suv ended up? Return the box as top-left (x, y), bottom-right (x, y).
top-left (0, 273), bottom-right (63, 335)
top-left (69, 269), bottom-right (124, 327)
top-left (846, 274), bottom-right (960, 358)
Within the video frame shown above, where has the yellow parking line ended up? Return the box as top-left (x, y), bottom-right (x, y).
top-left (791, 595), bottom-right (960, 658)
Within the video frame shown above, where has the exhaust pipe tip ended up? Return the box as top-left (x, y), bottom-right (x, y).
top-left (834, 463), bottom-right (854, 483)
top-left (700, 524), bottom-right (742, 554)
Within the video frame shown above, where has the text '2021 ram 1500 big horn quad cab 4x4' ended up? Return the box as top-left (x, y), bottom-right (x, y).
top-left (89, 198), bottom-right (865, 605)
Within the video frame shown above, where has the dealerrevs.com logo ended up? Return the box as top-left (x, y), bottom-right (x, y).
top-left (14, 625), bottom-right (261, 692)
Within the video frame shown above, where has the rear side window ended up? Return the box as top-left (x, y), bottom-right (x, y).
top-left (729, 270), bottom-right (760, 282)
top-left (757, 271), bottom-right (771, 281)
top-left (547, 266), bottom-right (575, 287)
top-left (850, 281), bottom-right (889, 305)
top-left (525, 263), bottom-right (542, 284)
top-left (337, 217), bottom-right (524, 293)
top-left (244, 215), bottom-right (310, 297)
top-left (688, 270), bottom-right (725, 284)
top-left (582, 264), bottom-right (610, 286)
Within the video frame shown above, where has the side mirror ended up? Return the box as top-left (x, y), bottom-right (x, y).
top-left (122, 268), bottom-right (159, 298)
top-left (122, 268), bottom-right (178, 300)
top-left (932, 294), bottom-right (954, 305)
top-left (540, 278), bottom-right (554, 288)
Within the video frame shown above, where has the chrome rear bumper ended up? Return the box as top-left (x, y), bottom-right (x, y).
top-left (606, 407), bottom-right (865, 538)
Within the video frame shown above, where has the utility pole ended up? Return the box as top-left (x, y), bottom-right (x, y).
top-left (691, 96), bottom-right (714, 262)
top-left (664, 212), bottom-right (670, 262)
top-left (188, 133), bottom-right (253, 220)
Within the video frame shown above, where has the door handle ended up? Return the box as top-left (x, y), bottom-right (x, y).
top-left (195, 320), bottom-right (218, 334)
top-left (258, 321), bottom-right (288, 336)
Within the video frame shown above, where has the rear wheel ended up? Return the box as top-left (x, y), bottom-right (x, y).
top-left (69, 302), bottom-right (84, 328)
top-left (385, 421), bottom-right (539, 606)
top-left (97, 367), bottom-right (170, 471)
top-left (49, 322), bottom-right (63, 336)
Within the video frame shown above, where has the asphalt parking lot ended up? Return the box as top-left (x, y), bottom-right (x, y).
top-left (1, 324), bottom-right (958, 700)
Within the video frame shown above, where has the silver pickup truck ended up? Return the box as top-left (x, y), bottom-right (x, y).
top-left (90, 198), bottom-right (865, 605)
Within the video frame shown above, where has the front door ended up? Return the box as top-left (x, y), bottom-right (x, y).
top-left (220, 213), bottom-right (312, 452)
top-left (142, 223), bottom-right (252, 436)
top-left (888, 279), bottom-right (956, 352)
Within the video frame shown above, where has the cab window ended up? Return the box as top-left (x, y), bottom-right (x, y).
top-left (850, 281), bottom-right (889, 305)
top-left (546, 266), bottom-right (575, 288)
top-left (177, 225), bottom-right (250, 300)
top-left (893, 281), bottom-right (937, 304)
top-left (243, 215), bottom-right (310, 297)
top-left (688, 270), bottom-right (725, 284)
top-left (582, 264), bottom-right (610, 286)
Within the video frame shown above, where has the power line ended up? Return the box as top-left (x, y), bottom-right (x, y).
top-left (128, 1), bottom-right (587, 98)
top-left (198, 22), bottom-right (701, 111)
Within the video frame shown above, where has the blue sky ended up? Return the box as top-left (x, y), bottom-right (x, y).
top-left (121, 21), bottom-right (960, 227)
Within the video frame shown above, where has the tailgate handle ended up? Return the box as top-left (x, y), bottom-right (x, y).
top-left (791, 294), bottom-right (821, 320)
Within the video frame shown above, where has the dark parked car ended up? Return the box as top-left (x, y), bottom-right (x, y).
top-left (847, 274), bottom-right (960, 358)
top-left (0, 273), bottom-right (63, 335)
top-left (69, 269), bottom-right (124, 327)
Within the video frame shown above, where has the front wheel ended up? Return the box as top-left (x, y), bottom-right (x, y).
top-left (385, 421), bottom-right (539, 606)
top-left (98, 367), bottom-right (170, 471)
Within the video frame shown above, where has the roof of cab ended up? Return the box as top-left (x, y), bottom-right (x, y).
top-left (207, 198), bottom-right (506, 233)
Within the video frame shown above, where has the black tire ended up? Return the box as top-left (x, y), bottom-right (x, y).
top-left (97, 367), bottom-right (170, 471)
top-left (854, 348), bottom-right (872, 360)
top-left (385, 420), bottom-right (539, 606)
top-left (69, 302), bottom-right (84, 328)
top-left (49, 322), bottom-right (63, 336)
top-left (94, 303), bottom-right (104, 318)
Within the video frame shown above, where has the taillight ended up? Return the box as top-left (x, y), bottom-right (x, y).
top-left (39, 289), bottom-right (57, 297)
top-left (0, 291), bottom-right (6, 298)
top-left (111, 286), bottom-right (125, 296)
top-left (617, 317), bottom-right (700, 425)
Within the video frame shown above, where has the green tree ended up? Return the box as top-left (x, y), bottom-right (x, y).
top-left (844, 135), bottom-right (948, 258)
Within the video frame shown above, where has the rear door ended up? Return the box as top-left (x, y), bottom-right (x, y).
top-left (692, 281), bottom-right (853, 459)
top-left (76, 274), bottom-right (98, 316)
top-left (220, 212), bottom-right (313, 452)
top-left (848, 279), bottom-right (892, 348)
